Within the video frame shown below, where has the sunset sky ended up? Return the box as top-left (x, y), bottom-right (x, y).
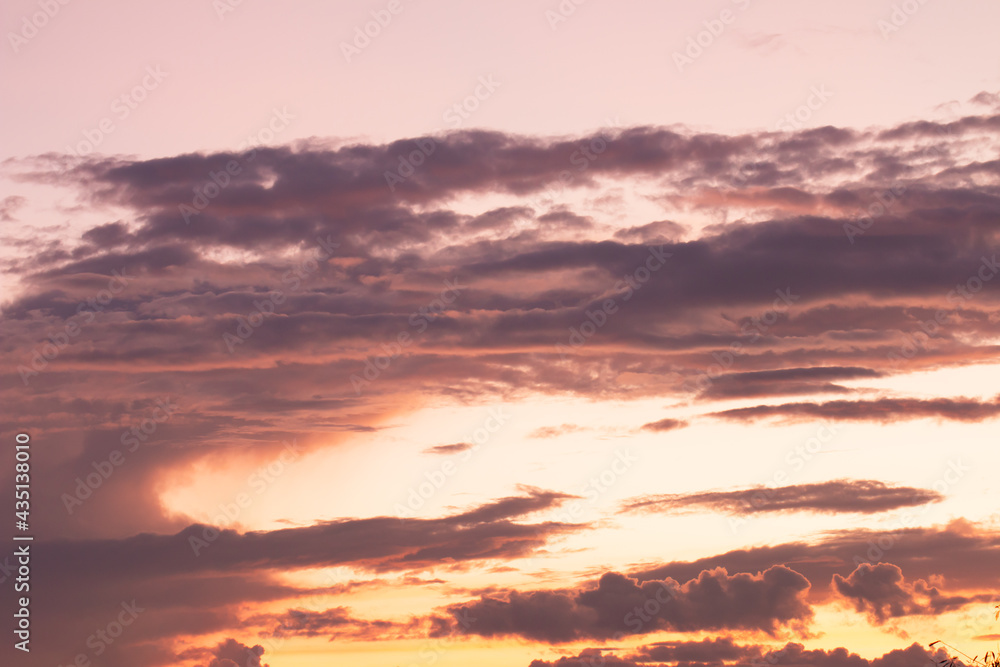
top-left (2, 1), bottom-right (1000, 666)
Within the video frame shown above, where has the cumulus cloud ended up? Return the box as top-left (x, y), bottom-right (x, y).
top-left (434, 566), bottom-right (812, 641)
top-left (832, 562), bottom-right (994, 623)
top-left (203, 638), bottom-right (268, 667)
top-left (528, 640), bottom-right (959, 667)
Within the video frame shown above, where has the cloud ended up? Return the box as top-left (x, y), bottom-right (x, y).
top-left (639, 418), bottom-right (689, 433)
top-left (423, 442), bottom-right (474, 455)
top-left (621, 480), bottom-right (942, 516)
top-left (708, 396), bottom-right (1000, 424)
top-left (0, 194), bottom-right (27, 221)
top-left (246, 606), bottom-right (423, 641)
top-left (8, 491), bottom-right (579, 666)
top-left (696, 367), bottom-right (883, 400)
top-left (529, 424), bottom-right (588, 438)
top-left (435, 565), bottom-right (812, 642)
top-left (204, 638), bottom-right (269, 667)
top-left (528, 640), bottom-right (959, 667)
top-left (832, 562), bottom-right (994, 623)
top-left (628, 636), bottom-right (760, 664)
top-left (634, 520), bottom-right (1000, 607)
top-left (3, 99), bottom-right (1000, 664)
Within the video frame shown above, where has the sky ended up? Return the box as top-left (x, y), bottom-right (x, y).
top-left (1, 1), bottom-right (1000, 666)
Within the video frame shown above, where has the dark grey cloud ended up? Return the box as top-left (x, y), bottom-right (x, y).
top-left (696, 367), bottom-right (884, 400)
top-left (833, 562), bottom-right (994, 623)
top-left (435, 566), bottom-right (812, 642)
